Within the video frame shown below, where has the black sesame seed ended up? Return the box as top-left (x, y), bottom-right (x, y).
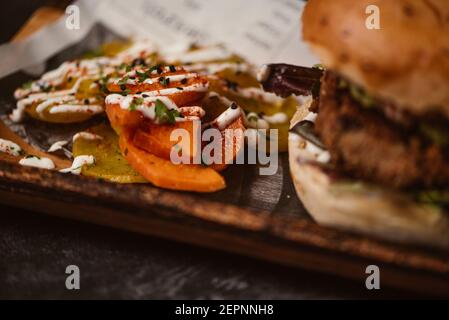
top-left (169, 65), bottom-right (176, 72)
top-left (84, 99), bottom-right (89, 105)
top-left (180, 78), bottom-right (188, 84)
top-left (157, 67), bottom-right (163, 74)
top-left (136, 91), bottom-right (142, 95)
top-left (159, 77), bottom-right (164, 82)
top-left (176, 87), bottom-right (184, 91)
top-left (132, 58), bottom-right (146, 67)
top-left (225, 79), bottom-right (238, 91)
top-left (142, 94), bottom-right (149, 98)
top-left (231, 102), bottom-right (238, 109)
top-left (120, 84), bottom-right (127, 91)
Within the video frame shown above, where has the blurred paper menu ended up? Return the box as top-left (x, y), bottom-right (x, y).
top-left (95, 0), bottom-right (318, 66)
top-left (0, 0), bottom-right (318, 78)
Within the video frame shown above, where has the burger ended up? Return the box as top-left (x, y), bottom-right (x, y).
top-left (260, 0), bottom-right (449, 248)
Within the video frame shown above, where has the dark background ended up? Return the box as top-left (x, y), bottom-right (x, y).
top-left (0, 0), bottom-right (415, 299)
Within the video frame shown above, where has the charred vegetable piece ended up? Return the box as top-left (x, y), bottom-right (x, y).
top-left (258, 64), bottom-right (323, 98)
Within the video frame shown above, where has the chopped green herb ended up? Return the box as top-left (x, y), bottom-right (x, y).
top-left (148, 64), bottom-right (161, 74)
top-left (420, 124), bottom-right (449, 146)
top-left (416, 190), bottom-right (449, 209)
top-left (129, 97), bottom-right (144, 111)
top-left (247, 114), bottom-right (258, 122)
top-left (155, 99), bottom-right (180, 124)
top-left (21, 80), bottom-right (33, 90)
top-left (136, 70), bottom-right (149, 83)
top-left (99, 75), bottom-right (111, 95)
top-left (83, 47), bottom-right (103, 59)
top-left (160, 77), bottom-right (170, 86)
top-left (339, 79), bottom-right (376, 109)
top-left (117, 76), bottom-right (129, 86)
top-left (118, 89), bottom-right (131, 96)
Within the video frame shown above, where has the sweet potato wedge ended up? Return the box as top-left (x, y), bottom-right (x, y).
top-left (133, 120), bottom-right (199, 160)
top-left (119, 130), bottom-right (226, 192)
top-left (208, 116), bottom-right (245, 172)
top-left (108, 69), bottom-right (209, 107)
top-left (105, 103), bottom-right (144, 129)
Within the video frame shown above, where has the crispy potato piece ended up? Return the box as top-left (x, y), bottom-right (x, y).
top-left (119, 129), bottom-right (226, 192)
top-left (73, 123), bottom-right (146, 183)
top-left (26, 79), bottom-right (103, 124)
top-left (26, 104), bottom-right (99, 123)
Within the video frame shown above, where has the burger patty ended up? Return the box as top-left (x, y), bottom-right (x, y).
top-left (314, 72), bottom-right (449, 189)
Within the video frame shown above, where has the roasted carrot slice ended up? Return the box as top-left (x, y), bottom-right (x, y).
top-left (119, 130), bottom-right (225, 192)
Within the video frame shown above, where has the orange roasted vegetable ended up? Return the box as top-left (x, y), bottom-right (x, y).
top-left (133, 120), bottom-right (199, 160)
top-left (208, 116), bottom-right (245, 172)
top-left (119, 129), bottom-right (225, 192)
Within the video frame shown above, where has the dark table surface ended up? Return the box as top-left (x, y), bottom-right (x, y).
top-left (0, 1), bottom-right (418, 299)
top-left (0, 205), bottom-right (416, 299)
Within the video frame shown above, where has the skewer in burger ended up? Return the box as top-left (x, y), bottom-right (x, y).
top-left (260, 0), bottom-right (449, 248)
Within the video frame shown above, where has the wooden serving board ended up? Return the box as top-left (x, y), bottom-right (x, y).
top-left (1, 7), bottom-right (449, 297)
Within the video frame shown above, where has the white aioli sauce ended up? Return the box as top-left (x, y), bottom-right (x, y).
top-left (0, 138), bottom-right (22, 156)
top-left (72, 132), bottom-right (103, 143)
top-left (49, 104), bottom-right (103, 114)
top-left (106, 94), bottom-right (179, 121)
top-left (12, 40), bottom-right (158, 122)
top-left (143, 82), bottom-right (209, 96)
top-left (244, 112), bottom-right (269, 129)
top-left (304, 141), bottom-right (331, 164)
top-left (105, 75), bottom-right (208, 122)
top-left (179, 106), bottom-right (205, 118)
top-left (48, 140), bottom-right (68, 152)
top-left (19, 156), bottom-right (55, 170)
top-left (11, 77), bottom-right (94, 122)
top-left (184, 62), bottom-right (251, 75)
top-left (215, 106), bottom-right (242, 130)
top-left (262, 112), bottom-right (288, 124)
top-left (60, 155), bottom-right (95, 175)
top-left (256, 64), bottom-right (270, 82)
top-left (234, 87), bottom-right (283, 105)
top-left (303, 111), bottom-right (318, 123)
top-left (116, 73), bottom-right (198, 86)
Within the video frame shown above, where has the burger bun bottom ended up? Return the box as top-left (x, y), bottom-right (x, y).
top-left (289, 99), bottom-right (449, 249)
